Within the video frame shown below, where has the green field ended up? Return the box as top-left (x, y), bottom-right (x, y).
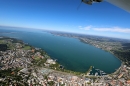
top-left (23, 46), bottom-right (31, 50)
top-left (34, 56), bottom-right (41, 61)
top-left (0, 40), bottom-right (3, 44)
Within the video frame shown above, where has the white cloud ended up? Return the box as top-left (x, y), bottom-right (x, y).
top-left (79, 25), bottom-right (92, 30)
top-left (93, 27), bottom-right (130, 33)
top-left (79, 25), bottom-right (130, 33)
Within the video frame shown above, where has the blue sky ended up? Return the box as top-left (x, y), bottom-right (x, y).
top-left (0, 0), bottom-right (130, 39)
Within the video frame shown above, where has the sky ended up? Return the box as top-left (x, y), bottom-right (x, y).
top-left (0, 0), bottom-right (130, 39)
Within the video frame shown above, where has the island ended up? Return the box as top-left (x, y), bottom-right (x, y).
top-left (0, 36), bottom-right (130, 86)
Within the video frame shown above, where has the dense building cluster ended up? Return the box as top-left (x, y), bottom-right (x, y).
top-left (0, 37), bottom-right (130, 86)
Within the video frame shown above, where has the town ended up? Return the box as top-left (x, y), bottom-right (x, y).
top-left (0, 37), bottom-right (130, 86)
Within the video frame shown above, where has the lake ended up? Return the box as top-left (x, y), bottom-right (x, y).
top-left (0, 28), bottom-right (121, 73)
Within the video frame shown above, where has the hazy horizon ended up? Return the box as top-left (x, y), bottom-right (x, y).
top-left (0, 25), bottom-right (130, 40)
top-left (0, 0), bottom-right (130, 39)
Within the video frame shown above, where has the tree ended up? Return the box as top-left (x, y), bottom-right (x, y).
top-left (48, 81), bottom-right (55, 86)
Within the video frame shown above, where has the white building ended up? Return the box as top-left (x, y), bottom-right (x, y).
top-left (46, 59), bottom-right (56, 64)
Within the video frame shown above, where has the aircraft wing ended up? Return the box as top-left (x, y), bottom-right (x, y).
top-left (106, 0), bottom-right (130, 13)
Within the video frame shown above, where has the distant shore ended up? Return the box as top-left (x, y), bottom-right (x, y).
top-left (0, 30), bottom-right (123, 74)
top-left (48, 31), bottom-right (128, 73)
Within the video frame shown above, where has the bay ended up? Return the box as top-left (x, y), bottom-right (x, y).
top-left (0, 28), bottom-right (121, 73)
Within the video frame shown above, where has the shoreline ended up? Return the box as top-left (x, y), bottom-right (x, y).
top-left (78, 38), bottom-right (122, 74)
top-left (48, 33), bottom-right (122, 74)
top-left (0, 35), bottom-right (121, 75)
top-left (0, 36), bottom-right (84, 75)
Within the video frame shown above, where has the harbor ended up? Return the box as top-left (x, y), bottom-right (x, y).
top-left (89, 66), bottom-right (107, 76)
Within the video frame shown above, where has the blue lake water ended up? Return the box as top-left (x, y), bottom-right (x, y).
top-left (0, 28), bottom-right (121, 73)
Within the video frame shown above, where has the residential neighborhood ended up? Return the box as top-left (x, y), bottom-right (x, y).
top-left (0, 37), bottom-right (130, 86)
